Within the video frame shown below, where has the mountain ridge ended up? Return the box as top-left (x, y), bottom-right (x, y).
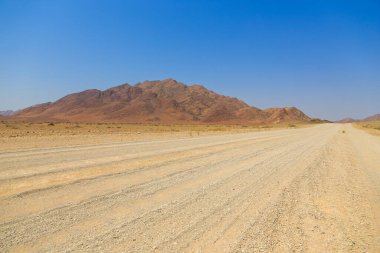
top-left (14, 79), bottom-right (313, 124)
top-left (0, 110), bottom-right (15, 116)
top-left (336, 113), bottom-right (380, 123)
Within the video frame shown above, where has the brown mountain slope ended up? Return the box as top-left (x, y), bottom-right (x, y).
top-left (336, 118), bottom-right (357, 123)
top-left (363, 114), bottom-right (380, 121)
top-left (336, 114), bottom-right (380, 123)
top-left (264, 107), bottom-right (310, 123)
top-left (0, 110), bottom-right (15, 116)
top-left (14, 79), bottom-right (311, 124)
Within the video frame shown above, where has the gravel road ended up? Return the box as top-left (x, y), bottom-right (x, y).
top-left (0, 124), bottom-right (379, 252)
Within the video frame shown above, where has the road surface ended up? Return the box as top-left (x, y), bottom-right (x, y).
top-left (0, 124), bottom-right (379, 252)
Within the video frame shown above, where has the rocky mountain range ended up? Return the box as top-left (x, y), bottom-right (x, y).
top-left (336, 114), bottom-right (380, 123)
top-left (0, 110), bottom-right (15, 116)
top-left (13, 79), bottom-right (313, 124)
top-left (363, 114), bottom-right (380, 121)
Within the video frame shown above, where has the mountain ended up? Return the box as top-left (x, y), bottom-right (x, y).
top-left (0, 110), bottom-right (15, 116)
top-left (14, 79), bottom-right (312, 124)
top-left (363, 114), bottom-right (380, 121)
top-left (336, 114), bottom-right (380, 123)
top-left (336, 118), bottom-right (357, 123)
top-left (263, 107), bottom-right (311, 123)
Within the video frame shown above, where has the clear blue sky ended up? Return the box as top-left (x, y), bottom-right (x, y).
top-left (0, 0), bottom-right (379, 120)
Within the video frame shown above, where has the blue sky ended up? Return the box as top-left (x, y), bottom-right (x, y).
top-left (0, 0), bottom-right (379, 120)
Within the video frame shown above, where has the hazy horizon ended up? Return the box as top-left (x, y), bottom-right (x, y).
top-left (1, 0), bottom-right (379, 121)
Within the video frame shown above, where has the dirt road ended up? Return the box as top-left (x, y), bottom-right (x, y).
top-left (0, 124), bottom-right (379, 252)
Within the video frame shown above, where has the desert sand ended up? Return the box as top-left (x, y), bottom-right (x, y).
top-left (0, 123), bottom-right (379, 252)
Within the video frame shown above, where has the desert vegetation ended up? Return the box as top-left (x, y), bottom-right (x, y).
top-left (353, 120), bottom-right (380, 136)
top-left (0, 120), bottom-right (312, 152)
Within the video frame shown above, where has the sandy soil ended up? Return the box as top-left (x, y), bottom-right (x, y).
top-left (0, 121), bottom-right (300, 152)
top-left (0, 124), bottom-right (379, 252)
top-left (353, 121), bottom-right (380, 136)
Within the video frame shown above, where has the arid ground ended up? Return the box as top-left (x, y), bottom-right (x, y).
top-left (0, 123), bottom-right (379, 252)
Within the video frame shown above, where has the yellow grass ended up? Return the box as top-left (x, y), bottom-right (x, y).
top-left (353, 121), bottom-right (380, 136)
top-left (0, 120), bottom-right (314, 137)
top-left (0, 120), bottom-right (316, 152)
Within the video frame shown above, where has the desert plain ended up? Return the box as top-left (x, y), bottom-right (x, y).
top-left (0, 121), bottom-right (380, 252)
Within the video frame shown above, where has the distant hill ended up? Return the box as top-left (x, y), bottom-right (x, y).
top-left (0, 110), bottom-right (15, 116)
top-left (14, 79), bottom-right (313, 124)
top-left (336, 113), bottom-right (380, 123)
top-left (363, 114), bottom-right (380, 121)
top-left (336, 118), bottom-right (357, 123)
